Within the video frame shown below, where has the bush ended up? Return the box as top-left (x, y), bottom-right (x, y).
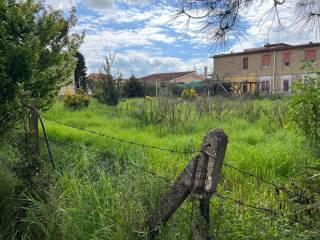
top-left (289, 65), bottom-right (320, 154)
top-left (94, 74), bottom-right (119, 106)
top-left (64, 90), bottom-right (90, 109)
top-left (123, 75), bottom-right (143, 98)
top-left (181, 88), bottom-right (197, 100)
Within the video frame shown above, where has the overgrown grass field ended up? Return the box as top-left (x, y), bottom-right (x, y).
top-left (1, 97), bottom-right (319, 239)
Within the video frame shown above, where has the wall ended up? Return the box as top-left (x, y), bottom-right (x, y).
top-left (214, 46), bottom-right (320, 94)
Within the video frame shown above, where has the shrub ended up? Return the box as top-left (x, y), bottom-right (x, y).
top-left (64, 90), bottom-right (90, 109)
top-left (123, 75), bottom-right (143, 98)
top-left (289, 65), bottom-right (320, 154)
top-left (181, 88), bottom-right (197, 100)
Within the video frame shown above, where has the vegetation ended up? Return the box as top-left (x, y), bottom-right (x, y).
top-left (123, 75), bottom-right (143, 98)
top-left (0, 0), bottom-right (81, 134)
top-left (64, 90), bottom-right (90, 109)
top-left (289, 65), bottom-right (320, 155)
top-left (1, 97), bottom-right (320, 239)
top-left (94, 53), bottom-right (119, 106)
top-left (181, 88), bottom-right (198, 100)
top-left (74, 51), bottom-right (88, 92)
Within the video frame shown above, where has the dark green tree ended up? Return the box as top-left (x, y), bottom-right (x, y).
top-left (123, 75), bottom-right (143, 98)
top-left (74, 51), bottom-right (87, 91)
top-left (0, 0), bottom-right (82, 133)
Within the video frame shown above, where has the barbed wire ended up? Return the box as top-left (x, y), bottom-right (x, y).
top-left (44, 116), bottom-right (200, 155)
top-left (203, 151), bottom-right (314, 202)
top-left (214, 193), bottom-right (316, 229)
top-left (215, 193), bottom-right (279, 215)
top-left (41, 136), bottom-right (172, 183)
top-left (44, 116), bottom-right (313, 203)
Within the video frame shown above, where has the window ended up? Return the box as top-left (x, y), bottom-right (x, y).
top-left (281, 75), bottom-right (292, 93)
top-left (261, 80), bottom-right (270, 92)
top-left (305, 50), bottom-right (316, 62)
top-left (259, 76), bottom-right (272, 93)
top-left (243, 57), bottom-right (248, 69)
top-left (262, 55), bottom-right (271, 68)
top-left (283, 52), bottom-right (290, 66)
top-left (283, 80), bottom-right (289, 92)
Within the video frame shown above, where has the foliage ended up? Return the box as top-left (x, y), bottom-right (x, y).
top-left (74, 51), bottom-right (87, 92)
top-left (123, 75), bottom-right (143, 98)
top-left (262, 101), bottom-right (288, 130)
top-left (64, 90), bottom-right (90, 109)
top-left (181, 88), bottom-right (197, 100)
top-left (2, 98), bottom-right (320, 238)
top-left (94, 54), bottom-right (119, 106)
top-left (289, 65), bottom-right (320, 153)
top-left (0, 0), bottom-right (81, 134)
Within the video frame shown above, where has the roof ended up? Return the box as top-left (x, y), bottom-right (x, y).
top-left (212, 42), bottom-right (320, 59)
top-left (87, 73), bottom-right (105, 81)
top-left (139, 71), bottom-right (196, 82)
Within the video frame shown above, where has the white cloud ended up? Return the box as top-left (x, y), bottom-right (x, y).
top-left (229, 0), bottom-right (318, 52)
top-left (45, 0), bottom-right (77, 10)
top-left (111, 50), bottom-right (211, 77)
top-left (83, 0), bottom-right (114, 9)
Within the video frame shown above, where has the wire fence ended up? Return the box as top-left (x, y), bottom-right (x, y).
top-left (12, 109), bottom-right (318, 237)
top-left (42, 136), bottom-right (173, 183)
top-left (44, 116), bottom-right (199, 155)
top-left (44, 116), bottom-right (313, 202)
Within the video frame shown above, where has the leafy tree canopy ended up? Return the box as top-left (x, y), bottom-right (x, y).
top-left (0, 0), bottom-right (82, 132)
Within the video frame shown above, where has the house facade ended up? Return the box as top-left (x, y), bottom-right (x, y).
top-left (213, 42), bottom-right (320, 95)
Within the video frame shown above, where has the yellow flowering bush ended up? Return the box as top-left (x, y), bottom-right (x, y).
top-left (181, 88), bottom-right (197, 100)
top-left (64, 90), bottom-right (90, 109)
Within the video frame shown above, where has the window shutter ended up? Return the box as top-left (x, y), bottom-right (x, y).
top-left (243, 57), bottom-right (248, 69)
top-left (305, 50), bottom-right (316, 61)
top-left (283, 53), bottom-right (290, 63)
top-left (262, 55), bottom-right (271, 65)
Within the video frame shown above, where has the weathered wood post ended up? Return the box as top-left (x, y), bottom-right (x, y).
top-left (29, 99), bottom-right (40, 161)
top-left (147, 129), bottom-right (228, 240)
top-left (192, 129), bottom-right (228, 240)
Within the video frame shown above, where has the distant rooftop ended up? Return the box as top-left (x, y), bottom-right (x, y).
top-left (213, 42), bottom-right (320, 58)
top-left (139, 71), bottom-right (197, 82)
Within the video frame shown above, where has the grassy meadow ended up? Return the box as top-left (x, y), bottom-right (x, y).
top-left (1, 97), bottom-right (319, 239)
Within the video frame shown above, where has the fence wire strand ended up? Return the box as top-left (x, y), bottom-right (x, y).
top-left (44, 117), bottom-right (200, 155)
top-left (41, 136), bottom-right (172, 183)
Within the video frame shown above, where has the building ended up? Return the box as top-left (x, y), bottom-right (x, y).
top-left (212, 42), bottom-right (320, 95)
top-left (58, 74), bottom-right (76, 96)
top-left (140, 71), bottom-right (204, 84)
top-left (139, 71), bottom-right (205, 96)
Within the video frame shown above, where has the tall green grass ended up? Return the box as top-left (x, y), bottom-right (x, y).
top-left (1, 97), bottom-right (319, 239)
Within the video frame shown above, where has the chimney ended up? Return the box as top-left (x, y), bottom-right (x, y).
top-left (204, 66), bottom-right (208, 79)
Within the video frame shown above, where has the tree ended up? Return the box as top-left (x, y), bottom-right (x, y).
top-left (174, 0), bottom-right (320, 44)
top-left (74, 51), bottom-right (87, 92)
top-left (0, 0), bottom-right (82, 133)
top-left (95, 52), bottom-right (119, 106)
top-left (123, 75), bottom-right (144, 98)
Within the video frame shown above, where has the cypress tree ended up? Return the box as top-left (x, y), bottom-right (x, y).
top-left (74, 51), bottom-right (87, 91)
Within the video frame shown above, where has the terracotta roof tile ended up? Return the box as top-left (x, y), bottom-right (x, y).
top-left (139, 71), bottom-right (195, 82)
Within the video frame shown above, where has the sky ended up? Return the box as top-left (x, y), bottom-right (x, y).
top-left (45, 0), bottom-right (319, 78)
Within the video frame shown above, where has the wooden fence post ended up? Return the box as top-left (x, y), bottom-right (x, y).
top-left (192, 129), bottom-right (228, 240)
top-left (29, 99), bottom-right (40, 161)
top-left (147, 129), bottom-right (228, 240)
